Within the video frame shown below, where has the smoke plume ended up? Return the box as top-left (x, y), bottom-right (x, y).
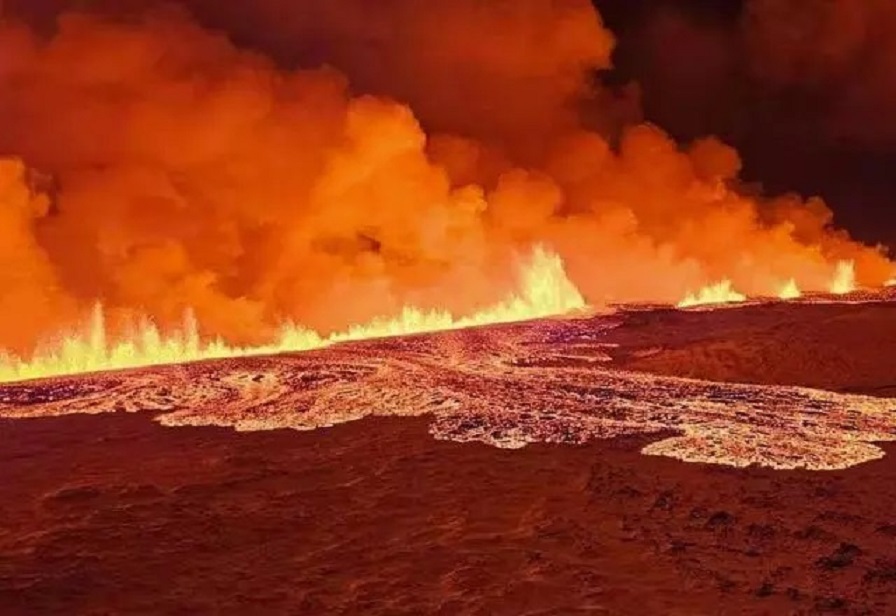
top-left (0, 1), bottom-right (890, 353)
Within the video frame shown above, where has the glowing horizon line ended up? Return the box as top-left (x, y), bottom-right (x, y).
top-left (0, 245), bottom-right (587, 384)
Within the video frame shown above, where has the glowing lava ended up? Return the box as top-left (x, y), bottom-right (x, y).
top-left (778, 279), bottom-right (802, 300)
top-left (2, 308), bottom-right (894, 471)
top-left (829, 261), bottom-right (857, 295)
top-left (677, 280), bottom-right (746, 309)
top-left (0, 246), bottom-right (585, 384)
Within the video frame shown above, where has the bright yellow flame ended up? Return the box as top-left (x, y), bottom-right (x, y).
top-left (829, 260), bottom-right (856, 295)
top-left (0, 245), bottom-right (586, 384)
top-left (778, 278), bottom-right (801, 300)
top-left (677, 280), bottom-right (746, 309)
top-left (885, 277), bottom-right (896, 288)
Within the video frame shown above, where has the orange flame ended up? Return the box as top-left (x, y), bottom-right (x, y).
top-left (829, 260), bottom-right (857, 295)
top-left (0, 6), bottom-right (893, 376)
top-left (778, 279), bottom-right (802, 300)
top-left (0, 245), bottom-right (585, 384)
top-left (677, 280), bottom-right (747, 308)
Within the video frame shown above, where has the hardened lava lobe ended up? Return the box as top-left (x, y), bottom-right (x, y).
top-left (1, 313), bottom-right (894, 470)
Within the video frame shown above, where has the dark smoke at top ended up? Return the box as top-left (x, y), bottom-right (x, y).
top-left (595, 0), bottom-right (896, 247)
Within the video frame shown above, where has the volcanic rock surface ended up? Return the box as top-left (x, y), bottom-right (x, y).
top-left (1, 299), bottom-right (895, 614)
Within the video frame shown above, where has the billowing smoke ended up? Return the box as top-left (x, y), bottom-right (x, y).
top-left (592, 0), bottom-right (896, 247)
top-left (0, 1), bottom-right (890, 353)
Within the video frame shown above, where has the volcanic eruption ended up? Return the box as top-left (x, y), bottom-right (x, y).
top-left (2, 3), bottom-right (896, 614)
top-left (0, 0), bottom-right (891, 381)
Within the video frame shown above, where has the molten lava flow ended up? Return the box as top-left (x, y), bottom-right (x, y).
top-left (0, 246), bottom-right (585, 384)
top-left (3, 306), bottom-right (895, 471)
top-left (778, 279), bottom-right (802, 300)
top-left (677, 280), bottom-right (747, 309)
top-left (829, 261), bottom-right (857, 295)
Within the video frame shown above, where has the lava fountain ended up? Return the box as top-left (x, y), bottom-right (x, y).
top-left (677, 280), bottom-right (747, 308)
top-left (0, 245), bottom-right (585, 384)
top-left (778, 279), bottom-right (802, 300)
top-left (829, 260), bottom-right (857, 295)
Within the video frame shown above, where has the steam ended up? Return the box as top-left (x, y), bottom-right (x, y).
top-left (0, 2), bottom-right (891, 354)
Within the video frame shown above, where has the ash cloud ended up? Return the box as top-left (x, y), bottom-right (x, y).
top-left (0, 1), bottom-right (890, 353)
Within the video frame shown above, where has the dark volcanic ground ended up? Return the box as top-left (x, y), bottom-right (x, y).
top-left (1, 300), bottom-right (896, 615)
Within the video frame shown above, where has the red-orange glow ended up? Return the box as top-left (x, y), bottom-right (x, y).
top-left (0, 246), bottom-right (585, 383)
top-left (677, 280), bottom-right (746, 308)
top-left (829, 261), bottom-right (857, 295)
top-left (778, 279), bottom-right (802, 300)
top-left (0, 5), bottom-right (892, 379)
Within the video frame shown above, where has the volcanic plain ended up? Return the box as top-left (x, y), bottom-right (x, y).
top-left (1, 295), bottom-right (895, 614)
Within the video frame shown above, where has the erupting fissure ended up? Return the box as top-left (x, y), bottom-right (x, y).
top-left (676, 261), bottom-right (869, 308)
top-left (829, 261), bottom-right (857, 295)
top-left (0, 246), bottom-right (586, 383)
top-left (0, 2), bottom-right (893, 380)
top-left (778, 279), bottom-right (802, 300)
top-left (677, 280), bottom-right (746, 309)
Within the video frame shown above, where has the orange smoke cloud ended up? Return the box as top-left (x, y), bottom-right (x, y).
top-left (0, 3), bottom-right (891, 355)
top-left (180, 0), bottom-right (618, 158)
